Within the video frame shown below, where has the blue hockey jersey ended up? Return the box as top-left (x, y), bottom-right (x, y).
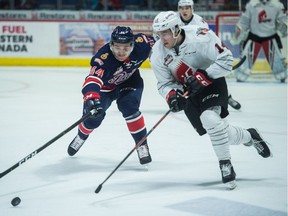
top-left (82, 33), bottom-right (155, 101)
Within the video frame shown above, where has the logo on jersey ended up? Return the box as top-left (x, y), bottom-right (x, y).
top-left (113, 66), bottom-right (124, 76)
top-left (131, 60), bottom-right (143, 66)
top-left (185, 51), bottom-right (196, 55)
top-left (109, 69), bottom-right (135, 85)
top-left (196, 27), bottom-right (209, 36)
top-left (100, 53), bottom-right (108, 60)
top-left (175, 61), bottom-right (194, 84)
top-left (136, 36), bottom-right (143, 43)
top-left (258, 10), bottom-right (271, 23)
top-left (93, 58), bottom-right (104, 65)
top-left (164, 54), bottom-right (173, 66)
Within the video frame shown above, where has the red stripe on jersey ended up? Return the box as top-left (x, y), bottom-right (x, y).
top-left (101, 85), bottom-right (116, 92)
top-left (79, 122), bottom-right (93, 136)
top-left (82, 76), bottom-right (103, 89)
top-left (142, 35), bottom-right (148, 43)
top-left (126, 114), bottom-right (146, 134)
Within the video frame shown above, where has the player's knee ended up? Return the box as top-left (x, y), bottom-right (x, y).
top-left (83, 114), bottom-right (105, 129)
top-left (117, 96), bottom-right (140, 117)
top-left (200, 109), bottom-right (222, 130)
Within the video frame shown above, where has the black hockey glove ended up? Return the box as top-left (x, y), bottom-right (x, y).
top-left (184, 69), bottom-right (213, 97)
top-left (85, 98), bottom-right (104, 117)
top-left (167, 90), bottom-right (186, 112)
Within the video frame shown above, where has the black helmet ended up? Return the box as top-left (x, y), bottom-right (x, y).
top-left (110, 26), bottom-right (134, 45)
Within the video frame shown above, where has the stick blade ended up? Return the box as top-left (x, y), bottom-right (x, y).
top-left (95, 184), bottom-right (102, 193)
top-left (232, 56), bottom-right (246, 70)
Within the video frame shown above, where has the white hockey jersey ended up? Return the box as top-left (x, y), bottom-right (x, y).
top-left (150, 25), bottom-right (234, 99)
top-left (179, 13), bottom-right (209, 28)
top-left (237, 0), bottom-right (286, 37)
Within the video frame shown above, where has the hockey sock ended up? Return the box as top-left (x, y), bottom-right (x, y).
top-left (200, 108), bottom-right (231, 160)
top-left (125, 111), bottom-right (147, 145)
top-left (78, 122), bottom-right (93, 140)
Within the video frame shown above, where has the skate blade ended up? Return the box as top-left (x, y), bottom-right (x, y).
top-left (225, 180), bottom-right (237, 190)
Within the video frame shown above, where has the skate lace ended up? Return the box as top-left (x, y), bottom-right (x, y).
top-left (137, 145), bottom-right (149, 158)
top-left (253, 139), bottom-right (265, 154)
top-left (70, 137), bottom-right (85, 150)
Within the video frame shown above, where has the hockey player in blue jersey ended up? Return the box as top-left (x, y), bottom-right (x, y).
top-left (68, 26), bottom-right (154, 165)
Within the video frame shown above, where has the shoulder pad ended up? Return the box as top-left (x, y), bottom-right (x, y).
top-left (270, 0), bottom-right (284, 9)
top-left (249, 0), bottom-right (260, 7)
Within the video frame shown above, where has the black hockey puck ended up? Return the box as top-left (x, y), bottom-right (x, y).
top-left (11, 197), bottom-right (21, 206)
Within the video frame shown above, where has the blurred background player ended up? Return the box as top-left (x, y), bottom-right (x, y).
top-left (68, 26), bottom-right (154, 165)
top-left (231, 0), bottom-right (287, 82)
top-left (150, 11), bottom-right (271, 189)
top-left (177, 0), bottom-right (241, 110)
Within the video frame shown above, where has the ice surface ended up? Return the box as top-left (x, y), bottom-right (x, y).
top-left (0, 67), bottom-right (287, 216)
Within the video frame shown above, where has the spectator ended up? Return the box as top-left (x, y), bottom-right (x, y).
top-left (109, 0), bottom-right (122, 10)
top-left (0, 0), bottom-right (10, 9)
top-left (16, 0), bottom-right (38, 9)
top-left (91, 0), bottom-right (104, 10)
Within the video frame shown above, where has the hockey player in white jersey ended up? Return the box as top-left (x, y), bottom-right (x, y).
top-left (178, 0), bottom-right (241, 110)
top-left (150, 11), bottom-right (271, 189)
top-left (231, 0), bottom-right (287, 82)
top-left (178, 0), bottom-right (208, 28)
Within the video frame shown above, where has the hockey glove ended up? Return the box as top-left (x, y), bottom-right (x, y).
top-left (167, 90), bottom-right (186, 112)
top-left (184, 69), bottom-right (213, 97)
top-left (85, 98), bottom-right (104, 117)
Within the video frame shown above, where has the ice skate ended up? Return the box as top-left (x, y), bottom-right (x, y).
top-left (136, 144), bottom-right (152, 165)
top-left (228, 95), bottom-right (241, 110)
top-left (219, 160), bottom-right (237, 190)
top-left (68, 135), bottom-right (86, 156)
top-left (245, 128), bottom-right (271, 158)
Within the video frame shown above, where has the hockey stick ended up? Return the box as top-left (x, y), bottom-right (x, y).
top-left (0, 109), bottom-right (96, 179)
top-left (95, 92), bottom-right (189, 194)
top-left (95, 109), bottom-right (171, 193)
top-left (232, 55), bottom-right (246, 70)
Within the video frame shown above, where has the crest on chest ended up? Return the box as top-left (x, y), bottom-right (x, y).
top-left (174, 60), bottom-right (194, 84)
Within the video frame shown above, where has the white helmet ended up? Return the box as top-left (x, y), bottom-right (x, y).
top-left (178, 0), bottom-right (194, 7)
top-left (153, 11), bottom-right (181, 38)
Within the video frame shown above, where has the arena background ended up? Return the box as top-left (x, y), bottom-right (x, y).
top-left (0, 2), bottom-right (287, 74)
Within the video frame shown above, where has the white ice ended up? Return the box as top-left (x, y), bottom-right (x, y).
top-left (0, 67), bottom-right (287, 216)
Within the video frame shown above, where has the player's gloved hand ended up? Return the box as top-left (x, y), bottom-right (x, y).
top-left (184, 69), bottom-right (213, 97)
top-left (167, 90), bottom-right (186, 112)
top-left (85, 98), bottom-right (104, 117)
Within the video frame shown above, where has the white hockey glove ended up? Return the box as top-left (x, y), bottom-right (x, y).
top-left (277, 21), bottom-right (288, 38)
top-left (231, 26), bottom-right (249, 45)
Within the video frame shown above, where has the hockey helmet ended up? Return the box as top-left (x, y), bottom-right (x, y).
top-left (178, 0), bottom-right (194, 7)
top-left (153, 11), bottom-right (181, 38)
top-left (110, 26), bottom-right (134, 45)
